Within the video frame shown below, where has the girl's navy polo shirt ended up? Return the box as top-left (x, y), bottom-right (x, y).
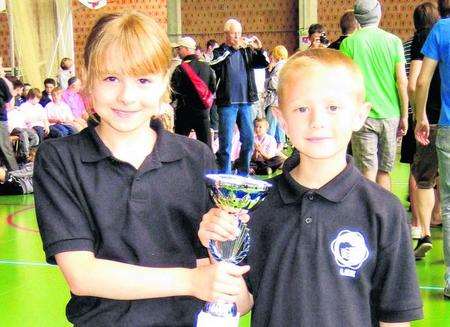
top-left (246, 153), bottom-right (423, 326)
top-left (34, 122), bottom-right (216, 326)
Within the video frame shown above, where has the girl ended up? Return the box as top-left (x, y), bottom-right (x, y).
top-left (33, 11), bottom-right (245, 326)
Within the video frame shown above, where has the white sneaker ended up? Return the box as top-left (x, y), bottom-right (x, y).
top-left (445, 274), bottom-right (450, 299)
top-left (411, 226), bottom-right (422, 240)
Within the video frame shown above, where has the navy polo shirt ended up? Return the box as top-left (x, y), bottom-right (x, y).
top-left (247, 153), bottom-right (423, 327)
top-left (34, 122), bottom-right (215, 326)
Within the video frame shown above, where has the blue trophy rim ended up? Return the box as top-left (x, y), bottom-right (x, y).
top-left (205, 173), bottom-right (272, 190)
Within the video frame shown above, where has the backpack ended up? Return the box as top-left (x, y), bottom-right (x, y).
top-left (0, 163), bottom-right (34, 195)
top-left (180, 62), bottom-right (214, 110)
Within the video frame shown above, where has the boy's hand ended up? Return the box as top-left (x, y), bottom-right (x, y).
top-left (198, 208), bottom-right (250, 248)
top-left (192, 262), bottom-right (250, 303)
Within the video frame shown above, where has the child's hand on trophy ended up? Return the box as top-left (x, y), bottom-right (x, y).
top-left (192, 262), bottom-right (250, 303)
top-left (199, 208), bottom-right (250, 247)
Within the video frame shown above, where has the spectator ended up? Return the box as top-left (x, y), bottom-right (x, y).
top-left (171, 36), bottom-right (216, 148)
top-left (15, 83), bottom-right (30, 107)
top-left (58, 57), bottom-right (74, 89)
top-left (39, 78), bottom-right (56, 108)
top-left (264, 45), bottom-right (288, 150)
top-left (210, 18), bottom-right (269, 174)
top-left (308, 24), bottom-right (329, 49)
top-left (62, 76), bottom-right (87, 120)
top-left (328, 11), bottom-right (359, 50)
top-left (204, 39), bottom-right (218, 62)
top-left (408, 1), bottom-right (441, 259)
top-left (250, 117), bottom-right (284, 175)
top-left (8, 106), bottom-right (39, 163)
top-left (340, 0), bottom-right (409, 191)
top-left (414, 0), bottom-right (450, 298)
top-left (45, 86), bottom-right (79, 135)
top-left (18, 88), bottom-right (50, 143)
top-left (0, 56), bottom-right (19, 170)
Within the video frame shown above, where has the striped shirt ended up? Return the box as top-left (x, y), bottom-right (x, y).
top-left (403, 37), bottom-right (413, 77)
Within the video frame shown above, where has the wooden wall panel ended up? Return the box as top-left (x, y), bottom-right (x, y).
top-left (181, 0), bottom-right (299, 55)
top-left (0, 12), bottom-right (11, 67)
top-left (72, 0), bottom-right (167, 75)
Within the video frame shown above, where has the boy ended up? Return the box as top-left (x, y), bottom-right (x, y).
top-left (199, 49), bottom-right (423, 326)
top-left (250, 117), bottom-right (284, 175)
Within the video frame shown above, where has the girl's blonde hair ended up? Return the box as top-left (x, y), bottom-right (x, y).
top-left (271, 45), bottom-right (288, 61)
top-left (83, 11), bottom-right (172, 92)
top-left (278, 48), bottom-right (365, 105)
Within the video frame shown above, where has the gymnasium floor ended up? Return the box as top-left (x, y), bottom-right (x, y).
top-left (0, 162), bottom-right (449, 326)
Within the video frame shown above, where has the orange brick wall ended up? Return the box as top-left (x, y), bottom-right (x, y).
top-left (0, 12), bottom-right (11, 67)
top-left (72, 0), bottom-right (167, 75)
top-left (181, 0), bottom-right (299, 55)
top-left (318, 0), bottom-right (426, 43)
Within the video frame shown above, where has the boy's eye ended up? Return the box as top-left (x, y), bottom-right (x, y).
top-left (329, 105), bottom-right (339, 112)
top-left (297, 106), bottom-right (308, 113)
top-left (104, 76), bottom-right (118, 82)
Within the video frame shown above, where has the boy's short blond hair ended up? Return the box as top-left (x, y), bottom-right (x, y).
top-left (83, 11), bottom-right (172, 91)
top-left (254, 117), bottom-right (269, 127)
top-left (271, 45), bottom-right (289, 61)
top-left (278, 49), bottom-right (365, 106)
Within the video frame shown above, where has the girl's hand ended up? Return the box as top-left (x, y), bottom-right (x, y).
top-left (198, 208), bottom-right (250, 248)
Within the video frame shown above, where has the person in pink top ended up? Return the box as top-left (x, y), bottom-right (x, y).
top-left (62, 76), bottom-right (88, 120)
top-left (250, 117), bottom-right (285, 175)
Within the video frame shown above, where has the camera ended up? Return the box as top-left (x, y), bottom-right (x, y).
top-left (319, 32), bottom-right (329, 45)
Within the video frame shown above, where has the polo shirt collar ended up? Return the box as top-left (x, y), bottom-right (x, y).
top-left (80, 120), bottom-right (186, 166)
top-left (278, 151), bottom-right (362, 204)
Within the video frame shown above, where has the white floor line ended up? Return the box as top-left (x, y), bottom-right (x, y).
top-left (0, 259), bottom-right (55, 267)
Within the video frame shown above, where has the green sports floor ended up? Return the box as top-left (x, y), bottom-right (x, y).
top-left (0, 162), bottom-right (449, 326)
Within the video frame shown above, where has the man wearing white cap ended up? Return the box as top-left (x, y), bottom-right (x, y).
top-left (171, 36), bottom-right (216, 148)
top-left (340, 0), bottom-right (409, 192)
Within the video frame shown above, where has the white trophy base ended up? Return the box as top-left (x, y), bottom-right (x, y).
top-left (196, 310), bottom-right (240, 327)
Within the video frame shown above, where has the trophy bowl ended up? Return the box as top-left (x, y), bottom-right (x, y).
top-left (196, 174), bottom-right (272, 327)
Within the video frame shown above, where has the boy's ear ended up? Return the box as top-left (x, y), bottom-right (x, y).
top-left (352, 102), bottom-right (371, 131)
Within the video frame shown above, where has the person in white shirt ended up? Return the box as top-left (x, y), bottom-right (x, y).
top-left (8, 107), bottom-right (39, 163)
top-left (45, 87), bottom-right (83, 134)
top-left (18, 88), bottom-right (50, 142)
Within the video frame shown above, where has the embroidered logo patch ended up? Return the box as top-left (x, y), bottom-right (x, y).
top-left (330, 230), bottom-right (369, 278)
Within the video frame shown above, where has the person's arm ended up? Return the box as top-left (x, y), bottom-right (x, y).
top-left (55, 250), bottom-right (248, 303)
top-left (407, 60), bottom-right (422, 109)
top-left (395, 62), bottom-right (409, 137)
top-left (414, 57), bottom-right (438, 146)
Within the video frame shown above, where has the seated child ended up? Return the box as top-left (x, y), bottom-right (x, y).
top-left (18, 88), bottom-right (50, 142)
top-left (251, 117), bottom-right (285, 175)
top-left (8, 106), bottom-right (39, 163)
top-left (45, 86), bottom-right (83, 134)
top-left (39, 78), bottom-right (56, 108)
top-left (199, 49), bottom-right (423, 326)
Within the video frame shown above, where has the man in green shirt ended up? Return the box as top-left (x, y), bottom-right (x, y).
top-left (340, 0), bottom-right (409, 191)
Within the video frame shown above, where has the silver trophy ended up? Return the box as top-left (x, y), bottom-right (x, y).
top-left (196, 174), bottom-right (272, 327)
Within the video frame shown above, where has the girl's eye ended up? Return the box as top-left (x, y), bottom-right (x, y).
top-left (329, 105), bottom-right (339, 112)
top-left (104, 76), bottom-right (118, 82)
top-left (138, 78), bottom-right (153, 85)
top-left (297, 106), bottom-right (308, 113)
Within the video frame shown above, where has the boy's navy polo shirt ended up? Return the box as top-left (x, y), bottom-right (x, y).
top-left (247, 153), bottom-right (423, 327)
top-left (34, 122), bottom-right (215, 326)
